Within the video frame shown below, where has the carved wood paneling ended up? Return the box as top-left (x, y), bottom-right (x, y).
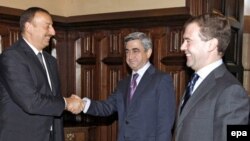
top-left (168, 27), bottom-right (184, 55)
top-left (226, 0), bottom-right (240, 20)
top-left (0, 27), bottom-right (8, 53)
top-left (95, 30), bottom-right (126, 141)
top-left (0, 25), bottom-right (19, 52)
top-left (186, 0), bottom-right (208, 16)
top-left (48, 30), bottom-right (68, 97)
top-left (210, 0), bottom-right (225, 14)
top-left (64, 126), bottom-right (96, 141)
top-left (225, 0), bottom-right (244, 82)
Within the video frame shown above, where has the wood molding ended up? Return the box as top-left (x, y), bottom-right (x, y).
top-left (0, 6), bottom-right (22, 17)
top-left (65, 7), bottom-right (189, 23)
top-left (102, 57), bottom-right (123, 65)
top-left (76, 57), bottom-right (96, 65)
top-left (0, 6), bottom-right (20, 25)
top-left (186, 0), bottom-right (208, 16)
top-left (0, 6), bottom-right (190, 27)
top-left (244, 16), bottom-right (250, 33)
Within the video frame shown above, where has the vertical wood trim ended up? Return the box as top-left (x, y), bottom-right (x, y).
top-left (244, 16), bottom-right (250, 33)
top-left (186, 0), bottom-right (209, 16)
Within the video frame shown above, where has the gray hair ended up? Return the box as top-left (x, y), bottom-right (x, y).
top-left (124, 32), bottom-right (152, 51)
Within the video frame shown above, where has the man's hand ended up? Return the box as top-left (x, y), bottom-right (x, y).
top-left (65, 95), bottom-right (84, 114)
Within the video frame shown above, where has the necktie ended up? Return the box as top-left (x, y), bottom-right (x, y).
top-left (180, 73), bottom-right (199, 113)
top-left (37, 52), bottom-right (53, 92)
top-left (37, 52), bottom-right (46, 70)
top-left (129, 73), bottom-right (139, 99)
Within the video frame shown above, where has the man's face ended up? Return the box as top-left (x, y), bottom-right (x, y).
top-left (26, 12), bottom-right (55, 51)
top-left (180, 22), bottom-right (211, 71)
top-left (125, 39), bottom-right (152, 71)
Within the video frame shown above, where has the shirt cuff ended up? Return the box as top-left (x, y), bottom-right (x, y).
top-left (63, 97), bottom-right (67, 109)
top-left (82, 97), bottom-right (91, 113)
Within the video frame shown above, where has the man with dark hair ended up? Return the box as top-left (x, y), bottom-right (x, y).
top-left (174, 13), bottom-right (249, 141)
top-left (0, 7), bottom-right (83, 141)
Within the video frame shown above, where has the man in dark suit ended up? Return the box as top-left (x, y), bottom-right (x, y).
top-left (82, 32), bottom-right (176, 141)
top-left (174, 13), bottom-right (250, 141)
top-left (0, 7), bottom-right (83, 141)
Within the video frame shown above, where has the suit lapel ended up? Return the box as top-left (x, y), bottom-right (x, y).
top-left (43, 53), bottom-right (57, 96)
top-left (127, 66), bottom-right (155, 108)
top-left (177, 75), bottom-right (215, 126)
top-left (21, 39), bottom-right (48, 78)
top-left (176, 64), bottom-right (227, 127)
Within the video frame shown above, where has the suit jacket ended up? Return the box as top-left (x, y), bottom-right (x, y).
top-left (0, 38), bottom-right (65, 141)
top-left (175, 64), bottom-right (249, 141)
top-left (86, 65), bottom-right (176, 141)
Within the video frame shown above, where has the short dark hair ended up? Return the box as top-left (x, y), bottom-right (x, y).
top-left (20, 7), bottom-right (50, 33)
top-left (184, 13), bottom-right (231, 56)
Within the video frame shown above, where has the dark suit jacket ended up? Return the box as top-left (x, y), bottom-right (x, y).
top-left (175, 64), bottom-right (249, 141)
top-left (0, 38), bottom-right (65, 141)
top-left (86, 65), bottom-right (176, 141)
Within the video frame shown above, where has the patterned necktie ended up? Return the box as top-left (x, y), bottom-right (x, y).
top-left (37, 52), bottom-right (46, 70)
top-left (130, 73), bottom-right (139, 99)
top-left (180, 73), bottom-right (199, 113)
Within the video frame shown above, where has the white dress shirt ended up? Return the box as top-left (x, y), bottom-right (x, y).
top-left (192, 59), bottom-right (223, 94)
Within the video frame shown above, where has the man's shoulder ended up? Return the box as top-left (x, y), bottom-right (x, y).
top-left (2, 39), bottom-right (25, 53)
top-left (150, 66), bottom-right (171, 76)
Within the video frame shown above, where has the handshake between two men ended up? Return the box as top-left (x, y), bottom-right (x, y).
top-left (64, 95), bottom-right (85, 114)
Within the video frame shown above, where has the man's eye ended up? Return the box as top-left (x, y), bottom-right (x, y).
top-left (185, 40), bottom-right (190, 44)
top-left (133, 50), bottom-right (140, 53)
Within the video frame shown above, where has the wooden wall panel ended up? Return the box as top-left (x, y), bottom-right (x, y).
top-left (0, 25), bottom-right (19, 52)
top-left (225, 0), bottom-right (244, 82)
top-left (244, 16), bottom-right (250, 33)
top-left (48, 30), bottom-right (68, 97)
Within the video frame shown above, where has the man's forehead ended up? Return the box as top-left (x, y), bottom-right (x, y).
top-left (184, 23), bottom-right (200, 37)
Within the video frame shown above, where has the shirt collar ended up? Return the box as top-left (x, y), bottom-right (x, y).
top-left (196, 59), bottom-right (223, 80)
top-left (131, 62), bottom-right (151, 84)
top-left (23, 37), bottom-right (41, 55)
top-left (132, 62), bottom-right (151, 77)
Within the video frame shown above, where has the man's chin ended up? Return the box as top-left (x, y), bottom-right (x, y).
top-left (186, 62), bottom-right (192, 68)
top-left (44, 43), bottom-right (50, 47)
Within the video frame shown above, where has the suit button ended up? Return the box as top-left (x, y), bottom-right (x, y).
top-left (125, 120), bottom-right (129, 124)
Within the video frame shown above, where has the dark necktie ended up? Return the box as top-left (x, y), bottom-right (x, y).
top-left (129, 73), bottom-right (139, 99)
top-left (37, 52), bottom-right (53, 93)
top-left (180, 73), bottom-right (199, 113)
top-left (37, 52), bottom-right (46, 70)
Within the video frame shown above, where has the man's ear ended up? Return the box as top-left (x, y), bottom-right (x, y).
top-left (25, 22), bottom-right (32, 34)
top-left (208, 38), bottom-right (218, 52)
top-left (146, 48), bottom-right (152, 58)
